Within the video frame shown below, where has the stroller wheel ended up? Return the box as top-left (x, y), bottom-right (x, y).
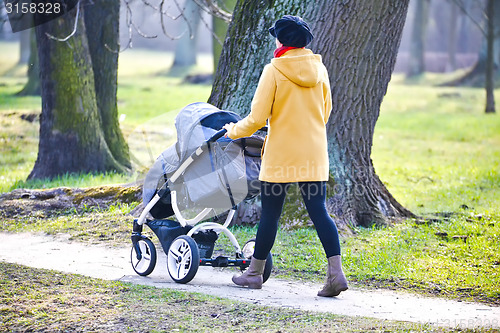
top-left (167, 235), bottom-right (200, 284)
top-left (131, 237), bottom-right (157, 276)
top-left (241, 239), bottom-right (273, 283)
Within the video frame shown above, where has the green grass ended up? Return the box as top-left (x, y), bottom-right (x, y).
top-left (341, 216), bottom-right (500, 303)
top-left (374, 78), bottom-right (500, 215)
top-left (0, 261), bottom-right (474, 332)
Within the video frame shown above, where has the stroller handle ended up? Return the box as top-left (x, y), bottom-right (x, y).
top-left (207, 129), bottom-right (227, 143)
top-left (207, 126), bottom-right (268, 143)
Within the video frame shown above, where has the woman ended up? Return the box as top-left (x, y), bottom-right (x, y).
top-left (223, 15), bottom-right (348, 297)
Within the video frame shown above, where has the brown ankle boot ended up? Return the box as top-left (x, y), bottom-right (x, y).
top-left (232, 256), bottom-right (266, 289)
top-left (317, 255), bottom-right (348, 297)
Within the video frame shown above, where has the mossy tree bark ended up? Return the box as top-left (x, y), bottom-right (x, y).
top-left (84, 0), bottom-right (131, 166)
top-left (209, 0), bottom-right (414, 228)
top-left (29, 3), bottom-right (129, 180)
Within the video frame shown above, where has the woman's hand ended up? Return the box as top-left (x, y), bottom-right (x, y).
top-left (223, 122), bottom-right (235, 137)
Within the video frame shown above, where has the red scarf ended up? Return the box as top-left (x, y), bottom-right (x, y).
top-left (273, 46), bottom-right (302, 58)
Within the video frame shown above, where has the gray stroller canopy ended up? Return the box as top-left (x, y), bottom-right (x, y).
top-left (143, 102), bottom-right (263, 219)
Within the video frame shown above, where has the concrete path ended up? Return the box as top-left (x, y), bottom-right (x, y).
top-left (1, 232), bottom-right (499, 330)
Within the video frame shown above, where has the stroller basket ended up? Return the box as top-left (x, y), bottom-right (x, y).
top-left (143, 219), bottom-right (218, 259)
top-left (192, 229), bottom-right (218, 259)
top-left (146, 219), bottom-right (191, 255)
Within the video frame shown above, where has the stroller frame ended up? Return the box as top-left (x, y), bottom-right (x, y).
top-left (131, 128), bottom-right (272, 284)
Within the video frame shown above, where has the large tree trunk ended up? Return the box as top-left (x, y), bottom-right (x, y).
top-left (29, 4), bottom-right (127, 180)
top-left (209, 0), bottom-right (414, 228)
top-left (406, 0), bottom-right (430, 77)
top-left (312, 1), bottom-right (415, 228)
top-left (84, 0), bottom-right (131, 167)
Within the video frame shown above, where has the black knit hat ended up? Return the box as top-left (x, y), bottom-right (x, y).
top-left (268, 15), bottom-right (314, 48)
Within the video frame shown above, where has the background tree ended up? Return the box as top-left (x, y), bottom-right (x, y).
top-left (172, 0), bottom-right (202, 68)
top-left (407, 0), bottom-right (430, 77)
top-left (18, 29), bottom-right (30, 64)
top-left (457, 0), bottom-right (474, 54)
top-left (209, 0), bottom-right (413, 229)
top-left (16, 28), bottom-right (40, 96)
top-left (484, 0), bottom-right (496, 113)
top-left (446, 0), bottom-right (458, 72)
top-left (449, 0), bottom-right (498, 113)
top-left (211, 0), bottom-right (236, 71)
top-left (29, 1), bottom-right (129, 180)
top-left (452, 0), bottom-right (500, 85)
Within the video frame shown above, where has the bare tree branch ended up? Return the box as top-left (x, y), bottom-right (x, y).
top-left (198, 6), bottom-right (224, 46)
top-left (121, 0), bottom-right (161, 51)
top-left (451, 0), bottom-right (486, 35)
top-left (193, 0), bottom-right (232, 23)
top-left (39, 0), bottom-right (233, 51)
top-left (45, 0), bottom-right (81, 42)
top-left (158, 0), bottom-right (187, 40)
top-left (172, 0), bottom-right (195, 39)
top-left (149, 0), bottom-right (183, 20)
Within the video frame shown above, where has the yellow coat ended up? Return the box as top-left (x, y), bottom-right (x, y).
top-left (226, 48), bottom-right (332, 183)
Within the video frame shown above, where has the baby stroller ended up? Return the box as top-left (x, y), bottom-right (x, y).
top-left (131, 102), bottom-right (272, 284)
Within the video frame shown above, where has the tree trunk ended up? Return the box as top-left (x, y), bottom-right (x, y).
top-left (19, 28), bottom-right (30, 64)
top-left (84, 0), bottom-right (131, 168)
top-left (485, 0), bottom-right (496, 113)
top-left (311, 1), bottom-right (414, 228)
top-left (0, 1), bottom-right (5, 39)
top-left (457, 0), bottom-right (472, 53)
top-left (173, 0), bottom-right (202, 67)
top-left (407, 0), bottom-right (430, 77)
top-left (449, 0), bottom-right (500, 87)
top-left (17, 28), bottom-right (40, 96)
top-left (209, 0), bottom-right (414, 228)
top-left (29, 4), bottom-right (127, 180)
top-left (446, 0), bottom-right (458, 72)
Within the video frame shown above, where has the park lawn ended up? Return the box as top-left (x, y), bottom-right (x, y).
top-left (1, 42), bottom-right (499, 312)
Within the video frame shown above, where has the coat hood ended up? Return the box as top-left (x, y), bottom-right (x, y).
top-left (270, 48), bottom-right (323, 88)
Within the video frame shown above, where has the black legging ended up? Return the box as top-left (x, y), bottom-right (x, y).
top-left (253, 181), bottom-right (341, 260)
